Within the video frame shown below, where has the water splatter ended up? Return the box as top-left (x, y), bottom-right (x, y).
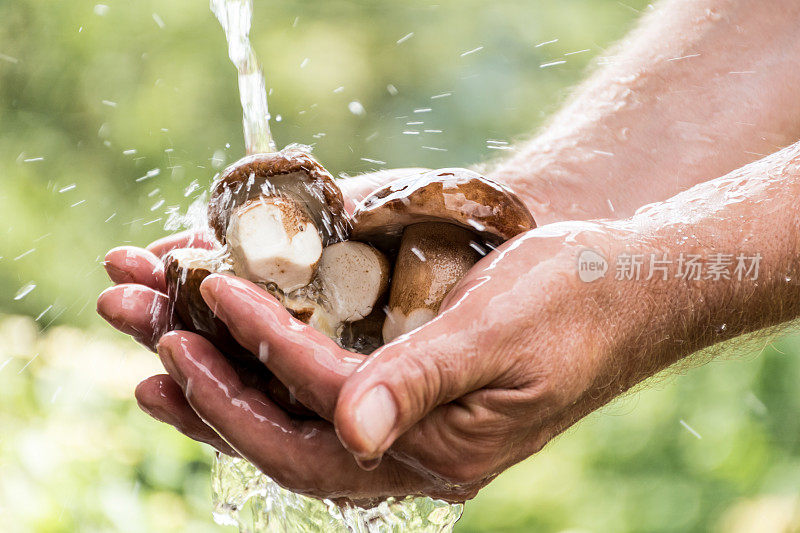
top-left (14, 249), bottom-right (35, 261)
top-left (410, 247), bottom-right (426, 262)
top-left (396, 32), bottom-right (414, 45)
top-left (348, 101), bottom-right (366, 116)
top-left (460, 46), bottom-right (483, 57)
top-left (679, 419), bottom-right (702, 439)
top-left (136, 168), bottom-right (161, 182)
top-left (14, 282), bottom-right (37, 300)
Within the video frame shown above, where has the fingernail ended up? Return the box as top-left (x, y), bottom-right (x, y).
top-left (199, 275), bottom-right (223, 317)
top-left (355, 456), bottom-right (382, 471)
top-left (158, 341), bottom-right (185, 385)
top-left (103, 262), bottom-right (129, 282)
top-left (352, 385), bottom-right (397, 457)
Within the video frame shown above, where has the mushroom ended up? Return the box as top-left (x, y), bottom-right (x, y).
top-left (316, 241), bottom-right (390, 325)
top-left (280, 240), bottom-right (390, 341)
top-left (163, 247), bottom-right (243, 359)
top-left (352, 168), bottom-right (536, 342)
top-left (208, 147), bottom-right (349, 292)
top-left (163, 247), bottom-right (314, 417)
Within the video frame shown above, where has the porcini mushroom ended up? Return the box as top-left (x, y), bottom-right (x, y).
top-left (163, 247), bottom-right (314, 416)
top-left (316, 241), bottom-right (390, 324)
top-left (281, 240), bottom-right (390, 341)
top-left (208, 147), bottom-right (349, 292)
top-left (163, 247), bottom-right (242, 358)
top-left (352, 168), bottom-right (535, 342)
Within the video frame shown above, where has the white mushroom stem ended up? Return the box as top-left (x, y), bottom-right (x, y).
top-left (226, 195), bottom-right (323, 292)
top-left (382, 222), bottom-right (481, 343)
top-left (279, 241), bottom-right (390, 341)
top-left (316, 241), bottom-right (390, 324)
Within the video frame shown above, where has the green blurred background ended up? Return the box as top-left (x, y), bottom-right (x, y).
top-left (1, 0), bottom-right (799, 531)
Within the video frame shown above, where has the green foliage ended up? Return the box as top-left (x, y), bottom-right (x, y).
top-left (1, 1), bottom-right (799, 532)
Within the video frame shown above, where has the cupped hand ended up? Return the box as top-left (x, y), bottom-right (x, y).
top-left (96, 170), bottom-right (426, 462)
top-left (145, 219), bottom-right (642, 501)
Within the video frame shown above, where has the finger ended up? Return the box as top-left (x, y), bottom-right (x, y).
top-left (135, 374), bottom-right (239, 456)
top-left (157, 331), bottom-right (416, 499)
top-left (147, 230), bottom-right (216, 258)
top-left (334, 317), bottom-right (493, 462)
top-left (96, 284), bottom-right (173, 350)
top-left (199, 274), bottom-right (361, 418)
top-left (104, 246), bottom-right (166, 292)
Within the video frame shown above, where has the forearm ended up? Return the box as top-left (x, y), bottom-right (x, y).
top-left (605, 143), bottom-right (800, 394)
top-left (439, 142), bottom-right (800, 444)
top-left (493, 0), bottom-right (800, 224)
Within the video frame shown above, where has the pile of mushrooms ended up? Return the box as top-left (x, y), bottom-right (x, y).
top-left (164, 147), bottom-right (535, 415)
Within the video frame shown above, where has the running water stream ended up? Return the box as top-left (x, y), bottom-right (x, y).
top-left (211, 0), bottom-right (276, 155)
top-left (207, 1), bottom-right (463, 531)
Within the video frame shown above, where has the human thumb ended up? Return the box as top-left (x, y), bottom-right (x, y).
top-left (333, 330), bottom-right (485, 468)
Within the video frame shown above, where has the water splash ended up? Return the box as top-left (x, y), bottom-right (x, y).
top-left (211, 0), bottom-right (276, 154)
top-left (212, 454), bottom-right (463, 533)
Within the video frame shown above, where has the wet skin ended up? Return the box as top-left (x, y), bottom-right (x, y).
top-left (98, 0), bottom-right (800, 501)
top-left (99, 146), bottom-right (800, 501)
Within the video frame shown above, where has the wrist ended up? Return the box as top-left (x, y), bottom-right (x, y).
top-left (488, 138), bottom-right (634, 225)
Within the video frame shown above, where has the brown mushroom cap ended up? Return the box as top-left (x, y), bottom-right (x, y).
top-left (163, 247), bottom-right (315, 417)
top-left (208, 146), bottom-right (349, 246)
top-left (351, 168), bottom-right (536, 250)
top-left (163, 248), bottom-right (250, 363)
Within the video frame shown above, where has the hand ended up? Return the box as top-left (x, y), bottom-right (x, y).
top-left (96, 170), bottom-right (426, 460)
top-left (146, 219), bottom-right (640, 501)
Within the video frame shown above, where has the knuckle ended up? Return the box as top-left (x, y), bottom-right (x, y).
top-left (390, 353), bottom-right (445, 421)
top-left (437, 458), bottom-right (489, 486)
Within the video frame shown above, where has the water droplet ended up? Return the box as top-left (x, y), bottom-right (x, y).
top-left (348, 101), bottom-right (366, 116)
top-left (466, 219), bottom-right (486, 232)
top-left (396, 32), bottom-right (414, 45)
top-left (460, 46), bottom-right (483, 57)
top-left (211, 149), bottom-right (226, 169)
top-left (14, 282), bottom-right (36, 300)
top-left (136, 168), bottom-right (161, 182)
top-left (410, 247), bottom-right (426, 262)
top-left (94, 4), bottom-right (110, 16)
top-left (152, 12), bottom-right (165, 29)
top-left (14, 249), bottom-right (35, 261)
